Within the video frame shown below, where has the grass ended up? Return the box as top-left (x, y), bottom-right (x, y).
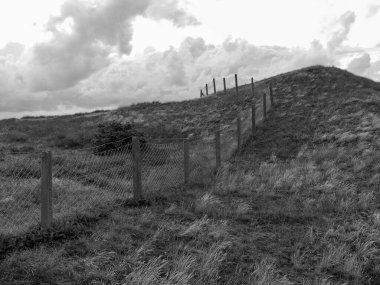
top-left (0, 82), bottom-right (270, 237)
top-left (0, 65), bottom-right (379, 284)
top-left (0, 80), bottom-right (269, 154)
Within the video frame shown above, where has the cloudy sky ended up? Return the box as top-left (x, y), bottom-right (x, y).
top-left (0, 0), bottom-right (379, 119)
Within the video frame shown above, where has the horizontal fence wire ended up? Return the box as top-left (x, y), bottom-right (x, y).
top-left (0, 153), bottom-right (41, 236)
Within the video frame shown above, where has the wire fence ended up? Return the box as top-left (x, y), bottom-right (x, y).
top-left (0, 75), bottom-right (275, 237)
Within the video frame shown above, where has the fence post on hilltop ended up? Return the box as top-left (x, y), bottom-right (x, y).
top-left (215, 127), bottom-right (221, 170)
top-left (206, 84), bottom-right (209, 96)
top-left (200, 89), bottom-right (202, 98)
top-left (237, 116), bottom-right (242, 152)
top-left (223, 77), bottom-right (227, 95)
top-left (269, 83), bottom-right (274, 108)
top-left (235, 74), bottom-right (239, 96)
top-left (184, 138), bottom-right (190, 186)
top-left (132, 137), bottom-right (143, 200)
top-left (41, 151), bottom-right (52, 230)
top-left (263, 93), bottom-right (267, 121)
top-left (213, 78), bottom-right (216, 95)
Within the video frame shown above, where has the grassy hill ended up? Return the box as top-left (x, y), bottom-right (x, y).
top-left (0, 65), bottom-right (379, 284)
top-left (0, 78), bottom-right (268, 154)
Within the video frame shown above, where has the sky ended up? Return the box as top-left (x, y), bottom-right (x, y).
top-left (0, 0), bottom-right (380, 119)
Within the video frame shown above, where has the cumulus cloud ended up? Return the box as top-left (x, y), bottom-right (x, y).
top-left (347, 53), bottom-right (371, 75)
top-left (58, 36), bottom-right (340, 108)
top-left (346, 53), bottom-right (380, 81)
top-left (367, 4), bottom-right (380, 18)
top-left (0, 32), bottom-right (351, 115)
top-left (2, 7), bottom-right (380, 119)
top-left (365, 60), bottom-right (380, 81)
top-left (26, 0), bottom-right (199, 92)
top-left (0, 42), bottom-right (25, 59)
top-left (145, 0), bottom-right (200, 27)
top-left (327, 11), bottom-right (356, 52)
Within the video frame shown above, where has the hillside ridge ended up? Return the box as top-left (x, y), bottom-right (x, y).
top-left (1, 65), bottom-right (378, 155)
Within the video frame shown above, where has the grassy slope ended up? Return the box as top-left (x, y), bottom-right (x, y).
top-left (0, 80), bottom-right (267, 154)
top-left (0, 66), bottom-right (379, 284)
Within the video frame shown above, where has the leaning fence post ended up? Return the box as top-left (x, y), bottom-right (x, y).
top-left (223, 77), bottom-right (226, 95)
top-left (206, 84), bottom-right (209, 96)
top-left (41, 151), bottom-right (52, 230)
top-left (263, 93), bottom-right (267, 121)
top-left (132, 137), bottom-right (143, 200)
top-left (213, 78), bottom-right (216, 95)
top-left (237, 116), bottom-right (242, 152)
top-left (184, 139), bottom-right (190, 185)
top-left (269, 83), bottom-right (274, 108)
top-left (215, 128), bottom-right (221, 170)
top-left (235, 74), bottom-right (239, 96)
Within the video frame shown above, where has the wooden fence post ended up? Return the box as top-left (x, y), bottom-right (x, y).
top-left (41, 151), bottom-right (52, 230)
top-left (132, 137), bottom-right (143, 200)
top-left (223, 77), bottom-right (226, 95)
top-left (263, 93), bottom-right (267, 121)
top-left (237, 116), bottom-right (241, 152)
top-left (184, 139), bottom-right (190, 185)
top-left (213, 78), bottom-right (216, 95)
top-left (235, 74), bottom-right (239, 96)
top-left (215, 128), bottom-right (221, 170)
top-left (206, 84), bottom-right (208, 96)
top-left (251, 78), bottom-right (256, 136)
top-left (251, 78), bottom-right (255, 98)
top-left (269, 83), bottom-right (274, 108)
top-left (251, 103), bottom-right (256, 136)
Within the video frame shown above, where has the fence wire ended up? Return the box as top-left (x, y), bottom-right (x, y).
top-left (52, 145), bottom-right (133, 221)
top-left (0, 153), bottom-right (41, 236)
top-left (189, 140), bottom-right (215, 185)
top-left (142, 142), bottom-right (184, 192)
top-left (1, 76), bottom-right (276, 237)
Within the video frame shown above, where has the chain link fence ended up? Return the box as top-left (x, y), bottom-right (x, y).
top-left (0, 76), bottom-right (274, 237)
top-left (0, 153), bottom-right (41, 236)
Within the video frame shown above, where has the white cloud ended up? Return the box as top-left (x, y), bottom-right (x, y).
top-left (367, 4), bottom-right (380, 18)
top-left (1, 4), bottom-right (380, 119)
top-left (327, 11), bottom-right (356, 52)
top-left (24, 0), bottom-right (199, 92)
top-left (145, 0), bottom-right (200, 27)
top-left (347, 53), bottom-right (371, 75)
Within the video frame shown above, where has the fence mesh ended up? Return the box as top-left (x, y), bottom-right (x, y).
top-left (51, 146), bottom-right (133, 221)
top-left (189, 139), bottom-right (215, 185)
top-left (0, 153), bottom-right (41, 236)
top-left (142, 142), bottom-right (184, 192)
top-left (1, 76), bottom-right (275, 237)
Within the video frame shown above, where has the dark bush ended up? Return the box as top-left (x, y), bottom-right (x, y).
top-left (54, 134), bottom-right (85, 149)
top-left (7, 131), bottom-right (29, 143)
top-left (92, 121), bottom-right (146, 155)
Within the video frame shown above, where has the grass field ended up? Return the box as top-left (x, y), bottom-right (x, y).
top-left (0, 65), bottom-right (379, 284)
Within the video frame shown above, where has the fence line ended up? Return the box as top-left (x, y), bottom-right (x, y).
top-left (0, 74), bottom-right (275, 236)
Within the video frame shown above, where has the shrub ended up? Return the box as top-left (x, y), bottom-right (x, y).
top-left (7, 131), bottom-right (29, 143)
top-left (92, 121), bottom-right (146, 155)
top-left (52, 133), bottom-right (86, 149)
